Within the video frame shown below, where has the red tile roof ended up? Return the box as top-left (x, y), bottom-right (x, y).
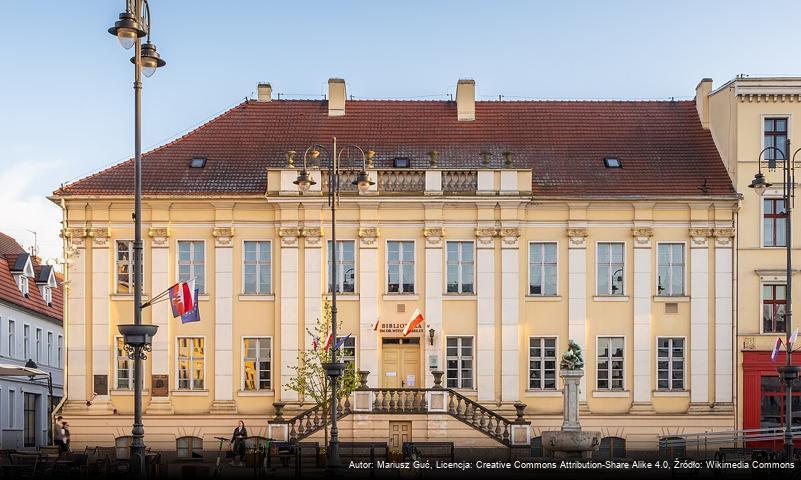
top-left (0, 232), bottom-right (63, 324)
top-left (53, 99), bottom-right (734, 197)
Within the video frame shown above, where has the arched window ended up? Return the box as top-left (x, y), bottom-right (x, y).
top-left (530, 436), bottom-right (543, 457)
top-left (593, 436), bottom-right (626, 459)
top-left (176, 436), bottom-right (203, 459)
top-left (659, 436), bottom-right (686, 458)
top-left (115, 436), bottom-right (132, 460)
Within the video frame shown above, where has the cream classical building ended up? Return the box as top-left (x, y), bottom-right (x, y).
top-left (52, 78), bottom-right (738, 455)
top-left (701, 76), bottom-right (801, 438)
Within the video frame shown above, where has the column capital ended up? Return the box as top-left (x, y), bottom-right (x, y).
top-left (631, 227), bottom-right (654, 249)
top-left (212, 226), bottom-right (235, 247)
top-left (358, 227), bottom-right (380, 249)
top-left (302, 226), bottom-right (323, 248)
top-left (87, 226), bottom-right (111, 248)
top-left (278, 227), bottom-right (302, 248)
top-left (475, 227), bottom-right (497, 249)
top-left (148, 227), bottom-right (171, 248)
top-left (61, 227), bottom-right (88, 257)
top-left (423, 227), bottom-right (445, 248)
top-left (499, 227), bottom-right (520, 249)
top-left (713, 228), bottom-right (735, 248)
top-left (689, 227), bottom-right (713, 248)
top-left (567, 228), bottom-right (589, 249)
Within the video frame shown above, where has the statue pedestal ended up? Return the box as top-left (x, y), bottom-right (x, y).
top-left (543, 369), bottom-right (601, 458)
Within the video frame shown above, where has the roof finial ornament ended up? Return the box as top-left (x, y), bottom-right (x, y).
top-left (502, 151), bottom-right (514, 168)
top-left (286, 150), bottom-right (296, 167)
top-left (428, 150), bottom-right (439, 167)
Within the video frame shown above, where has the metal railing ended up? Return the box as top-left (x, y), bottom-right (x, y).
top-left (658, 426), bottom-right (801, 458)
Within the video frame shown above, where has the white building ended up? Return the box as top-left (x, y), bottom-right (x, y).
top-left (0, 232), bottom-right (64, 449)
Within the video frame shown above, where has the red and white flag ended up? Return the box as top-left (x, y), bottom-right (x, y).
top-left (790, 328), bottom-right (799, 346)
top-left (771, 336), bottom-right (784, 361)
top-left (323, 333), bottom-right (334, 351)
top-left (402, 308), bottom-right (424, 337)
top-left (168, 279), bottom-right (195, 318)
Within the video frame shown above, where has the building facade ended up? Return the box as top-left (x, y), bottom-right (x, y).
top-left (0, 232), bottom-right (64, 449)
top-left (702, 77), bottom-right (801, 436)
top-left (52, 78), bottom-right (738, 454)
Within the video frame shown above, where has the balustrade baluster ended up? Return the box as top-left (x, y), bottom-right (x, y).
top-left (494, 420), bottom-right (502, 438)
top-left (344, 396), bottom-right (352, 414)
top-left (289, 422), bottom-right (297, 440)
top-left (381, 390), bottom-right (389, 411)
top-left (373, 391), bottom-right (381, 411)
top-left (503, 424), bottom-right (510, 443)
top-left (420, 391), bottom-right (427, 412)
top-left (389, 390), bottom-right (396, 412)
top-left (448, 392), bottom-right (455, 414)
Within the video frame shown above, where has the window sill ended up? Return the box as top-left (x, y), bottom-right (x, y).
top-left (525, 390), bottom-right (561, 397)
top-left (382, 294), bottom-right (419, 301)
top-left (198, 294), bottom-right (210, 301)
top-left (652, 390), bottom-right (689, 397)
top-left (237, 389), bottom-right (275, 397)
top-left (324, 294), bottom-right (359, 301)
top-left (525, 295), bottom-right (562, 302)
top-left (592, 390), bottom-right (630, 398)
top-left (238, 294), bottom-right (275, 301)
top-left (110, 389), bottom-right (149, 396)
top-left (653, 296), bottom-right (689, 303)
top-left (111, 294), bottom-right (150, 301)
top-left (171, 389), bottom-right (209, 396)
top-left (443, 295), bottom-right (477, 301)
top-left (592, 296), bottom-right (629, 302)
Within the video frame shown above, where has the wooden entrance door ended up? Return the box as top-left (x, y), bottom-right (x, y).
top-left (389, 421), bottom-right (412, 450)
top-left (381, 338), bottom-right (421, 388)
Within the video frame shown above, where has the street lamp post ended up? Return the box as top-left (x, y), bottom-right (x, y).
top-left (749, 139), bottom-right (801, 460)
top-left (294, 138), bottom-right (374, 472)
top-left (107, 1), bottom-right (166, 477)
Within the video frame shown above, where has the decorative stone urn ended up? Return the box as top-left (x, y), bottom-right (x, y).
top-left (541, 342), bottom-right (601, 458)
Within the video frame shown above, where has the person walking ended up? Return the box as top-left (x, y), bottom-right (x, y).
top-left (54, 416), bottom-right (66, 454)
top-left (230, 420), bottom-right (248, 466)
top-left (62, 421), bottom-right (71, 453)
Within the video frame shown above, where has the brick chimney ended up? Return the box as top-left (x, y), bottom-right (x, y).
top-left (456, 79), bottom-right (476, 121)
top-left (257, 83), bottom-right (272, 102)
top-left (695, 78), bottom-right (712, 130)
top-left (328, 78), bottom-right (346, 117)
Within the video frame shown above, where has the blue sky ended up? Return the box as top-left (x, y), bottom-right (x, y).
top-left (1, 0), bottom-right (800, 261)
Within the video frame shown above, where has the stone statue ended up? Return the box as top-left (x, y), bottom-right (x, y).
top-left (560, 339), bottom-right (584, 370)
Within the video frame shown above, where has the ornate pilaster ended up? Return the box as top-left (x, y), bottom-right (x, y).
top-left (475, 225), bottom-right (496, 401)
top-left (147, 226), bottom-right (172, 413)
top-left (147, 227), bottom-right (170, 248)
top-left (211, 225), bottom-right (237, 414)
top-left (60, 227), bottom-right (89, 406)
top-left (500, 225), bottom-right (521, 401)
top-left (279, 225), bottom-right (301, 401)
top-left (358, 227), bottom-right (380, 249)
top-left (567, 228), bottom-right (589, 249)
top-left (359, 225), bottom-right (380, 386)
top-left (424, 224), bottom-right (444, 387)
top-left (61, 227), bottom-right (88, 259)
top-left (631, 226), bottom-right (654, 413)
top-left (689, 228), bottom-right (713, 248)
top-left (279, 227), bottom-right (302, 248)
top-left (631, 227), bottom-right (654, 248)
top-left (302, 225), bottom-right (323, 354)
top-left (212, 226), bottom-right (235, 247)
top-left (713, 228), bottom-right (735, 248)
top-left (566, 226), bottom-right (588, 403)
top-left (713, 227), bottom-right (735, 405)
top-left (423, 227), bottom-right (445, 248)
top-left (689, 227), bottom-right (712, 411)
top-left (87, 226), bottom-right (113, 411)
top-left (475, 227), bottom-right (497, 249)
top-left (87, 227), bottom-right (111, 248)
top-left (499, 227), bottom-right (520, 249)
top-left (302, 226), bottom-right (323, 248)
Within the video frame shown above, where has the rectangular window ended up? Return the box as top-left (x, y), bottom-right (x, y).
top-left (115, 240), bottom-right (140, 294)
top-left (7, 320), bottom-right (15, 358)
top-left (35, 328), bottom-right (42, 362)
top-left (115, 337), bottom-right (132, 389)
top-left (8, 390), bottom-right (14, 428)
top-left (387, 241), bottom-right (415, 293)
top-left (446, 336), bottom-right (473, 389)
top-left (657, 243), bottom-right (685, 296)
top-left (597, 337), bottom-right (624, 390)
top-left (763, 284), bottom-right (787, 333)
top-left (597, 243), bottom-right (625, 295)
top-left (178, 241), bottom-right (205, 293)
top-left (529, 242), bottom-right (557, 295)
top-left (446, 241), bottom-right (474, 294)
top-left (23, 324), bottom-right (30, 360)
top-left (657, 337), bottom-right (685, 390)
top-left (177, 337), bottom-right (204, 390)
top-left (17, 274), bottom-right (29, 296)
top-left (243, 241), bottom-right (272, 294)
top-left (328, 240), bottom-right (356, 293)
top-left (47, 332), bottom-right (53, 366)
top-left (764, 198), bottom-right (787, 247)
top-left (43, 286), bottom-right (52, 305)
top-left (764, 117), bottom-right (788, 161)
top-left (337, 336), bottom-right (356, 366)
top-left (242, 337), bottom-right (271, 390)
top-left (529, 337), bottom-right (557, 390)
top-left (57, 335), bottom-right (63, 368)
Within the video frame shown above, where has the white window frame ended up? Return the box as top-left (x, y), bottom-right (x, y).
top-left (761, 196), bottom-right (788, 248)
top-left (242, 240), bottom-right (273, 295)
top-left (176, 240), bottom-right (206, 294)
top-left (444, 240), bottom-right (475, 295)
top-left (7, 319), bottom-right (15, 358)
top-left (528, 241), bottom-right (559, 296)
top-left (23, 324), bottom-right (30, 360)
top-left (8, 389), bottom-right (14, 429)
top-left (16, 274), bottom-right (29, 297)
top-left (241, 336), bottom-right (272, 391)
top-left (176, 336), bottom-right (206, 390)
top-left (596, 242), bottom-right (626, 296)
top-left (528, 336), bottom-right (558, 390)
top-left (327, 239), bottom-right (357, 294)
top-left (35, 328), bottom-right (42, 362)
top-left (114, 336), bottom-right (133, 390)
top-left (760, 282), bottom-right (788, 334)
top-left (445, 335), bottom-right (474, 389)
top-left (656, 336), bottom-right (686, 391)
top-left (385, 239), bottom-right (416, 294)
top-left (656, 242), bottom-right (687, 297)
top-left (47, 332), bottom-right (53, 366)
top-left (115, 240), bottom-right (143, 294)
top-left (57, 335), bottom-right (63, 368)
top-left (596, 336), bottom-right (625, 391)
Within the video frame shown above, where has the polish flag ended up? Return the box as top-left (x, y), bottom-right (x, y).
top-left (168, 279), bottom-right (195, 317)
top-left (790, 328), bottom-right (799, 347)
top-left (402, 308), bottom-right (424, 337)
top-left (323, 333), bottom-right (334, 351)
top-left (771, 336), bottom-right (784, 361)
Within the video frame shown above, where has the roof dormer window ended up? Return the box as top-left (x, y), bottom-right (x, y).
top-left (16, 273), bottom-right (29, 297)
top-left (43, 286), bottom-right (52, 306)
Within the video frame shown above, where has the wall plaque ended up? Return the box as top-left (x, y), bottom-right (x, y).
top-left (152, 374), bottom-right (169, 397)
top-left (93, 374), bottom-right (108, 396)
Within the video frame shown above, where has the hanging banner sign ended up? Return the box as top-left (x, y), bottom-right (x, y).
top-left (379, 322), bottom-right (424, 334)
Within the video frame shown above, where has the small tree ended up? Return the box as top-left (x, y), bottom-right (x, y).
top-left (285, 299), bottom-right (359, 450)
